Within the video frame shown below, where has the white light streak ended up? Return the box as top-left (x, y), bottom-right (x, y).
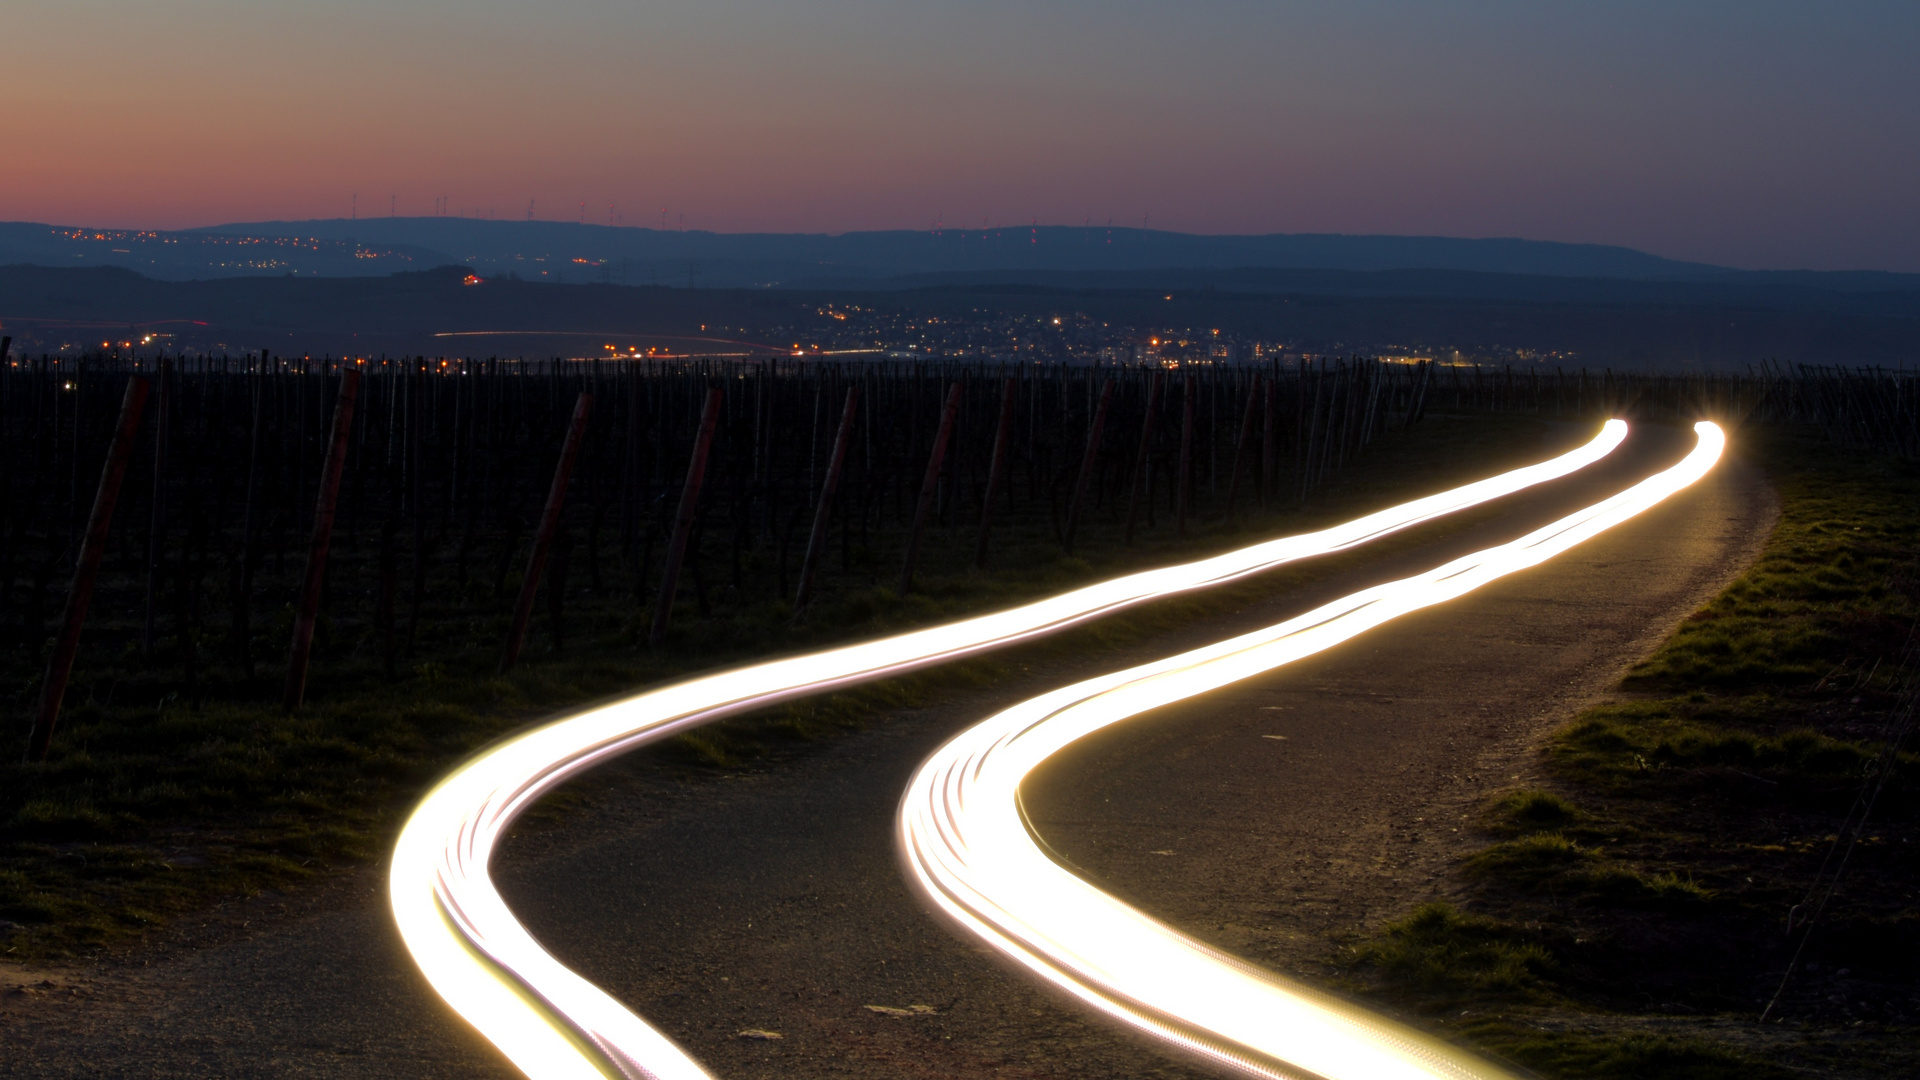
top-left (898, 422), bottom-right (1725, 1080)
top-left (390, 421), bottom-right (1633, 1080)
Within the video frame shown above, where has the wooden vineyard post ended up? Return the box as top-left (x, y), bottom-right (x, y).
top-left (232, 376), bottom-right (264, 679)
top-left (1176, 375), bottom-right (1195, 537)
top-left (1124, 372), bottom-right (1163, 545)
top-left (899, 381), bottom-right (962, 595)
top-left (794, 386), bottom-right (858, 611)
top-left (649, 387), bottom-right (723, 646)
top-left (973, 377), bottom-right (1018, 568)
top-left (406, 363), bottom-right (427, 656)
top-left (26, 376), bottom-right (149, 762)
top-left (142, 358), bottom-right (171, 659)
top-left (1224, 375), bottom-right (1262, 517)
top-left (282, 370), bottom-right (360, 712)
top-left (499, 391), bottom-right (593, 673)
top-left (1259, 372), bottom-right (1274, 507)
top-left (1062, 378), bottom-right (1113, 553)
top-left (1300, 363), bottom-right (1323, 502)
top-left (1406, 359), bottom-right (1433, 431)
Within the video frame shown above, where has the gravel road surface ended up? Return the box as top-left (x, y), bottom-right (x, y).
top-left (1, 422), bottom-right (1774, 1079)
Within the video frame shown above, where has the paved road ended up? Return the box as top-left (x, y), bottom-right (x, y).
top-left (0, 422), bottom-right (1773, 1079)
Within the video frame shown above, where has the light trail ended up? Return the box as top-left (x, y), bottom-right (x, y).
top-left (389, 421), bottom-right (1633, 1080)
top-left (898, 421), bottom-right (1725, 1080)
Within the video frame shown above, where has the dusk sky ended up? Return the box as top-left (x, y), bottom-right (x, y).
top-left (6, 0), bottom-right (1917, 271)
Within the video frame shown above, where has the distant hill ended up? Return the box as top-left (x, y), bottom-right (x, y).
top-left (10, 218), bottom-right (1918, 299)
top-left (0, 222), bottom-right (451, 283)
top-left (0, 218), bottom-right (1791, 286)
top-left (197, 219), bottom-right (1736, 282)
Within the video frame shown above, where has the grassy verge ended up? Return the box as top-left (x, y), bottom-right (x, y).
top-left (1344, 429), bottom-right (1919, 1079)
top-left (2, 413), bottom-right (1576, 963)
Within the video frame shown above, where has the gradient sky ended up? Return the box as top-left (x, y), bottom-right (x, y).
top-left (5, 1), bottom-right (1917, 270)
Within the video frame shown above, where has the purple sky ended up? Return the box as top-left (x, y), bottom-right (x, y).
top-left (7, 0), bottom-right (1917, 270)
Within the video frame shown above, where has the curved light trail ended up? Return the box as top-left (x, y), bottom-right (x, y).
top-left (390, 420), bottom-right (1634, 1080)
top-left (898, 421), bottom-right (1724, 1080)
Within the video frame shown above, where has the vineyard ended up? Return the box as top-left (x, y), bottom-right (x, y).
top-left (4, 350), bottom-right (1918, 760)
top-left (3, 345), bottom-right (1916, 957)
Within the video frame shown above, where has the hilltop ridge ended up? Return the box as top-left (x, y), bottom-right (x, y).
top-left (0, 218), bottom-right (1800, 287)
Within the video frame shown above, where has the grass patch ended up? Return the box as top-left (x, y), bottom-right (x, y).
top-left (1493, 788), bottom-right (1580, 832)
top-left (1465, 831), bottom-right (1715, 908)
top-left (1466, 832), bottom-right (1595, 883)
top-left (1554, 706), bottom-right (1891, 790)
top-left (1483, 1031), bottom-right (1801, 1080)
top-left (1353, 902), bottom-right (1554, 1000)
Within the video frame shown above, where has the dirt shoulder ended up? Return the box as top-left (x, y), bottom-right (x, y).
top-left (1335, 432), bottom-right (1919, 1080)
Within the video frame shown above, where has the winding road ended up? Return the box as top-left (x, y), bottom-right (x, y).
top-left (0, 420), bottom-right (1775, 1080)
